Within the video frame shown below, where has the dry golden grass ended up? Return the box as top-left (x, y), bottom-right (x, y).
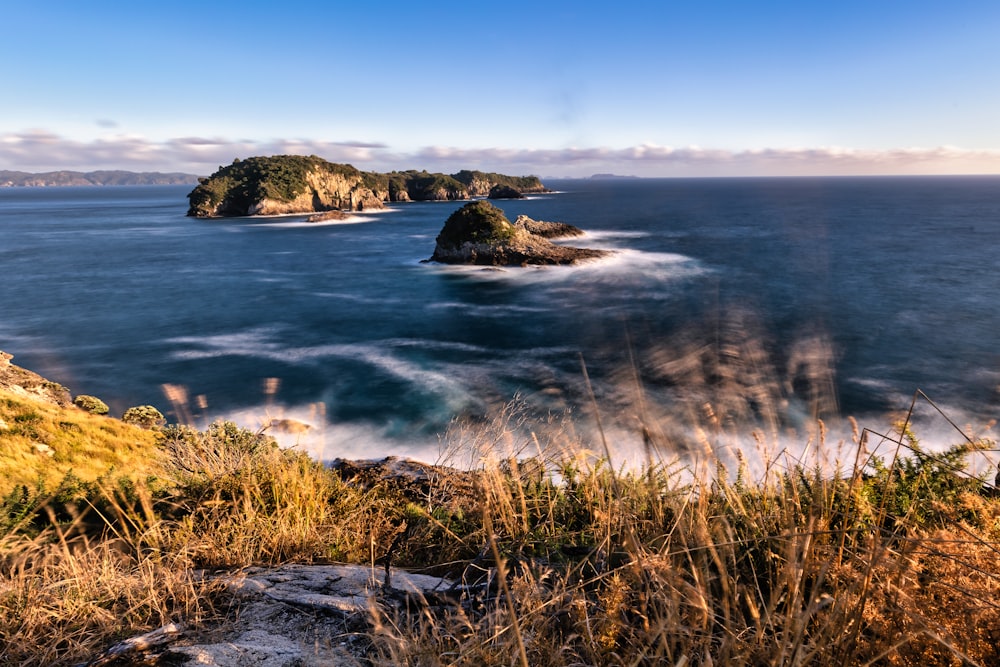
top-left (363, 414), bottom-right (1000, 667)
top-left (0, 389), bottom-right (161, 495)
top-left (0, 536), bottom-right (226, 665)
top-left (161, 444), bottom-right (396, 567)
top-left (0, 478), bottom-right (227, 665)
top-left (2, 391), bottom-right (999, 666)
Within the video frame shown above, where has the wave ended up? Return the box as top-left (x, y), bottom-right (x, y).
top-left (312, 291), bottom-right (405, 305)
top-left (165, 325), bottom-right (288, 360)
top-left (581, 230), bottom-right (651, 240)
top-left (253, 214), bottom-right (378, 228)
top-left (165, 332), bottom-right (485, 403)
top-left (210, 404), bottom-right (445, 463)
top-left (422, 248), bottom-right (705, 287)
top-left (425, 301), bottom-right (549, 316)
top-left (382, 338), bottom-right (490, 354)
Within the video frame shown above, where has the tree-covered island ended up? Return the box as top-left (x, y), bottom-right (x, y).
top-left (186, 155), bottom-right (550, 217)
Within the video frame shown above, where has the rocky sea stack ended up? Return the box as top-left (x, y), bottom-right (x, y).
top-left (186, 155), bottom-right (550, 218)
top-left (428, 201), bottom-right (609, 266)
top-left (487, 184), bottom-right (524, 199)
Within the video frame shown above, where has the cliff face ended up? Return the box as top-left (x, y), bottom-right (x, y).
top-left (187, 157), bottom-right (550, 218)
top-left (187, 156), bottom-right (386, 218)
top-left (245, 170), bottom-right (386, 215)
top-left (452, 169), bottom-right (549, 197)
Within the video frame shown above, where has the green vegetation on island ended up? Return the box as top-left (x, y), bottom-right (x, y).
top-left (187, 155), bottom-right (366, 217)
top-left (186, 155), bottom-right (550, 218)
top-left (429, 201), bottom-right (608, 265)
top-left (434, 200), bottom-right (518, 248)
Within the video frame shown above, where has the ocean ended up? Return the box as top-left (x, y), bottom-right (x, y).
top-left (2, 177), bottom-right (999, 466)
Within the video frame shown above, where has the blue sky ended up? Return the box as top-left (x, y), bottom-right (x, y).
top-left (2, 1), bottom-right (999, 177)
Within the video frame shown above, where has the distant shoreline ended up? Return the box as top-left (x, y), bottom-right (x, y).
top-left (0, 169), bottom-right (200, 188)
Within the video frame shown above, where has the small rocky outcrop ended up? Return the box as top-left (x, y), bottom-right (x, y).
top-left (305, 210), bottom-right (349, 223)
top-left (428, 201), bottom-right (609, 266)
top-left (513, 214), bottom-right (586, 238)
top-left (487, 184), bottom-right (524, 199)
top-left (331, 456), bottom-right (479, 506)
top-left (0, 351), bottom-right (72, 406)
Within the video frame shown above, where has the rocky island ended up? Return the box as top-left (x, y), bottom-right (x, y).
top-left (186, 155), bottom-right (549, 217)
top-left (428, 200), bottom-right (610, 266)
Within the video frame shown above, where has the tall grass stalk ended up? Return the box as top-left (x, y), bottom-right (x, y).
top-left (367, 405), bottom-right (1000, 666)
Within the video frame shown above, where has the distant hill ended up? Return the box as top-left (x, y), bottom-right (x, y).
top-left (590, 173), bottom-right (641, 180)
top-left (0, 169), bottom-right (200, 187)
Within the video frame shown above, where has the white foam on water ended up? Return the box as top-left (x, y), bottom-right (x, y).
top-left (166, 326), bottom-right (287, 360)
top-left (312, 291), bottom-right (405, 305)
top-left (580, 229), bottom-right (651, 240)
top-left (425, 301), bottom-right (549, 316)
top-left (165, 331), bottom-right (484, 413)
top-left (382, 338), bottom-right (490, 354)
top-left (253, 214), bottom-right (378, 228)
top-left (422, 248), bottom-right (704, 287)
top-left (344, 346), bottom-right (472, 407)
top-left (212, 404), bottom-right (445, 464)
top-left (180, 373), bottom-right (1000, 481)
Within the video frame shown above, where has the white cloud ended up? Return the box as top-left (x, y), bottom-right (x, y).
top-left (1, 129), bottom-right (998, 178)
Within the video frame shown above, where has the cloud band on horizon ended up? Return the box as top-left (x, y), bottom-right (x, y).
top-left (2, 129), bottom-right (999, 178)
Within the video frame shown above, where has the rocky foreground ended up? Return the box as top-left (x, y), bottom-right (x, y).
top-left (0, 351), bottom-right (71, 406)
top-left (87, 562), bottom-right (455, 666)
top-left (428, 201), bottom-right (610, 266)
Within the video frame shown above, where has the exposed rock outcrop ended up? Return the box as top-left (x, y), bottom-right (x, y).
top-left (487, 184), bottom-right (524, 199)
top-left (305, 210), bottom-right (349, 223)
top-left (0, 351), bottom-right (72, 406)
top-left (513, 214), bottom-right (586, 238)
top-left (428, 201), bottom-right (610, 266)
top-left (452, 169), bottom-right (550, 197)
top-left (87, 563), bottom-right (457, 666)
top-left (331, 456), bottom-right (479, 506)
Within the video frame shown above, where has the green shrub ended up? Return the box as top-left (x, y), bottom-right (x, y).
top-left (435, 201), bottom-right (517, 250)
top-left (73, 395), bottom-right (108, 415)
top-left (121, 405), bottom-right (165, 429)
top-left (159, 420), bottom-right (277, 483)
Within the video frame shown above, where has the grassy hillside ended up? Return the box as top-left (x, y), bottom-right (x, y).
top-left (0, 389), bottom-right (162, 494)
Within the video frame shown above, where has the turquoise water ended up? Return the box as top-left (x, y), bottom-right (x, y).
top-left (2, 177), bottom-right (999, 460)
